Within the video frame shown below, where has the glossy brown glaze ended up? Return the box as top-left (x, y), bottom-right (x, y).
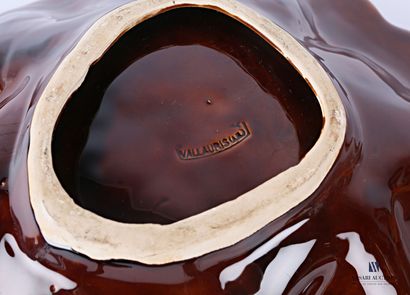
top-left (0, 0), bottom-right (410, 294)
top-left (52, 8), bottom-right (322, 224)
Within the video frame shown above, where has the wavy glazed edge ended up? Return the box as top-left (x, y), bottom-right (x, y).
top-left (28, 0), bottom-right (346, 265)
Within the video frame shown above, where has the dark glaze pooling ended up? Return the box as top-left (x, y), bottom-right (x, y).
top-left (0, 0), bottom-right (410, 294)
top-left (52, 8), bottom-right (322, 224)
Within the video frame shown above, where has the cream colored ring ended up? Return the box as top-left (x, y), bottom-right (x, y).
top-left (28, 0), bottom-right (346, 265)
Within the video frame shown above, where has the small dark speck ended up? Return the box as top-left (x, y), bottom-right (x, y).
top-left (206, 99), bottom-right (212, 105)
top-left (4, 240), bottom-right (14, 257)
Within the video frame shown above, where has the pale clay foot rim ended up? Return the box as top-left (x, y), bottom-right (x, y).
top-left (28, 0), bottom-right (346, 265)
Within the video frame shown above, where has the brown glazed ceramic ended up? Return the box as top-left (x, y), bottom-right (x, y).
top-left (27, 0), bottom-right (346, 265)
top-left (0, 0), bottom-right (409, 294)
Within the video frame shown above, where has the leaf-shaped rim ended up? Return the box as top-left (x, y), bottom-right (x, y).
top-left (28, 0), bottom-right (346, 265)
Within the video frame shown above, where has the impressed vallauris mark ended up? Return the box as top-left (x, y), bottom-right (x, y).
top-left (176, 122), bottom-right (251, 160)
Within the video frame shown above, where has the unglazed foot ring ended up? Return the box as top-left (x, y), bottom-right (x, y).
top-left (28, 0), bottom-right (346, 265)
